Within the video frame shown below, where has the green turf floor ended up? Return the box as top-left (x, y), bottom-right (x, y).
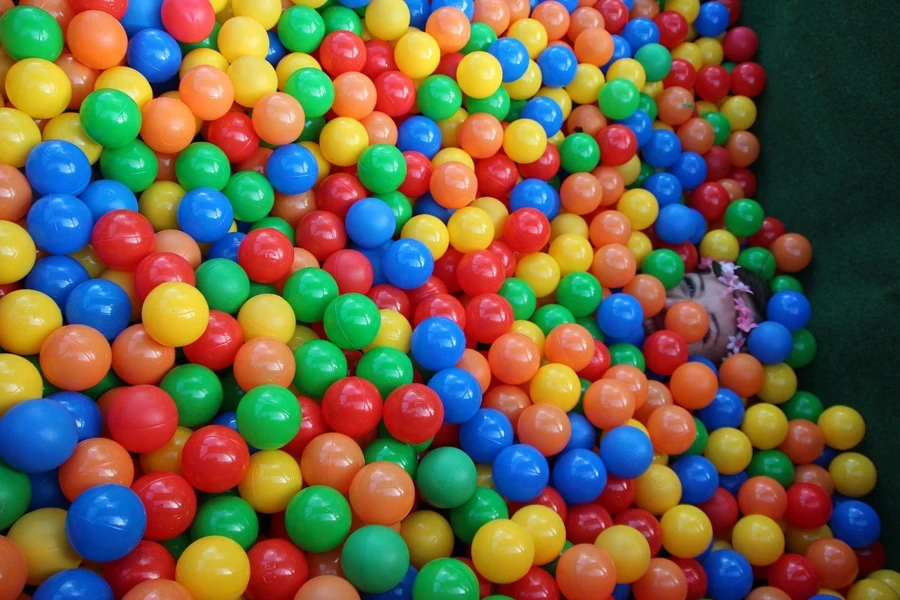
top-left (742, 1), bottom-right (899, 562)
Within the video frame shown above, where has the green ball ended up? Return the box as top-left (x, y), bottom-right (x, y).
top-left (377, 191), bottom-right (413, 236)
top-left (703, 111), bottom-right (731, 146)
top-left (542, 540), bottom-right (572, 578)
top-left (179, 22), bottom-right (220, 53)
top-left (293, 340), bottom-right (348, 398)
top-left (176, 142), bottom-right (231, 192)
top-left (285, 485), bottom-right (352, 552)
top-left (223, 171), bottom-right (275, 223)
top-left (417, 76), bottom-right (463, 121)
top-left (413, 558), bottom-right (480, 600)
top-left (507, 98), bottom-right (527, 122)
top-left (632, 160), bottom-right (654, 189)
top-left (559, 132), bottom-right (600, 173)
top-left (161, 364), bottom-right (223, 427)
top-left (724, 198), bottom-right (765, 238)
top-left (449, 487), bottom-right (508, 544)
top-left (249, 217), bottom-right (296, 244)
top-left (786, 328), bottom-right (817, 369)
top-left (485, 596), bottom-right (514, 600)
top-left (341, 525), bottom-right (411, 594)
top-left (556, 272), bottom-right (602, 318)
top-left (278, 6), bottom-right (326, 53)
top-left (461, 22), bottom-right (496, 54)
top-left (634, 43), bottom-right (672, 82)
top-left (195, 258), bottom-right (251, 314)
top-left (736, 247), bottom-right (776, 280)
top-left (358, 144), bottom-right (407, 194)
top-left (236, 384), bottom-right (301, 450)
top-left (100, 140), bottom-right (158, 193)
top-left (575, 316), bottom-right (603, 341)
top-left (363, 437), bottom-right (418, 478)
top-left (282, 268), bottom-right (339, 323)
top-left (770, 275), bottom-right (803, 294)
top-left (637, 93), bottom-right (658, 120)
top-left (746, 449), bottom-right (795, 488)
top-left (0, 6), bottom-right (63, 61)
top-left (599, 79), bottom-right (640, 120)
top-left (80, 90), bottom-right (142, 149)
top-left (285, 68), bottom-right (335, 119)
top-left (609, 343), bottom-right (645, 370)
top-left (355, 347), bottom-right (413, 398)
top-left (190, 496), bottom-right (259, 550)
top-left (416, 447), bottom-right (477, 509)
top-left (498, 278), bottom-right (537, 320)
top-left (160, 532), bottom-right (191, 561)
top-left (682, 417), bottom-right (709, 456)
top-left (323, 293), bottom-right (381, 350)
top-left (781, 391), bottom-right (824, 422)
top-left (465, 86), bottom-right (510, 121)
top-left (0, 458), bottom-right (30, 530)
top-left (299, 116), bottom-right (327, 142)
top-left (83, 369), bottom-right (124, 400)
top-left (322, 5), bottom-right (362, 34)
top-left (642, 248), bottom-right (685, 290)
top-left (248, 281), bottom-right (278, 298)
top-left (220, 369), bottom-right (245, 412)
top-left (532, 304), bottom-right (576, 337)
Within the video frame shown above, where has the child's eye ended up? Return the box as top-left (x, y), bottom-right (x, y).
top-left (685, 277), bottom-right (696, 297)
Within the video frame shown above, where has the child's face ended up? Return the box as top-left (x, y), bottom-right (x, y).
top-left (644, 271), bottom-right (741, 362)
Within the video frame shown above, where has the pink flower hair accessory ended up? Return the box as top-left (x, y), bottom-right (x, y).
top-left (698, 259), bottom-right (759, 356)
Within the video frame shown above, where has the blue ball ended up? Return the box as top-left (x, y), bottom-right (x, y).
top-left (0, 399), bottom-right (78, 474)
top-left (26, 141), bottom-right (91, 197)
top-left (605, 327), bottom-right (645, 348)
top-left (493, 444), bottom-right (550, 502)
top-left (51, 392), bottom-right (103, 442)
top-left (412, 192), bottom-right (455, 222)
top-left (829, 500), bottom-right (881, 549)
top-left (28, 469), bottom-right (70, 511)
top-left (79, 180), bottom-right (139, 220)
top-left (612, 583), bottom-right (631, 600)
top-left (362, 565), bottom-right (417, 600)
top-left (430, 0), bottom-right (473, 19)
top-left (65, 483), bottom-right (147, 562)
top-left (382, 238), bottom-right (434, 290)
top-left (688, 207), bottom-right (707, 244)
top-left (521, 97), bottom-right (564, 137)
top-left (346, 198), bottom-right (397, 249)
top-left (213, 412), bottom-right (259, 454)
top-left (410, 317), bottom-right (466, 372)
top-left (670, 151), bottom-right (708, 190)
top-left (696, 388), bottom-right (744, 431)
top-left (536, 45), bottom-right (577, 88)
top-left (718, 471), bottom-right (749, 497)
top-left (642, 172), bottom-right (682, 207)
top-left (814, 446), bottom-right (838, 468)
top-left (655, 203), bottom-right (696, 244)
top-left (602, 35), bottom-right (632, 72)
top-left (65, 279), bottom-right (132, 340)
top-left (642, 129), bottom-right (682, 168)
top-left (621, 17), bottom-right (660, 51)
top-left (617, 110), bottom-right (653, 148)
top-left (767, 291), bottom-right (811, 332)
top-left (565, 412), bottom-right (597, 452)
top-left (208, 232), bottom-right (246, 262)
top-left (429, 368), bottom-right (483, 425)
top-left (404, 0), bottom-right (431, 29)
top-left (459, 408), bottom-right (513, 463)
top-left (338, 0), bottom-right (370, 8)
top-left (597, 293), bottom-right (644, 339)
top-left (121, 0), bottom-right (164, 37)
top-left (671, 455), bottom-right (719, 504)
top-left (694, 1), bottom-right (730, 38)
top-left (127, 29), bottom-right (182, 83)
top-left (34, 568), bottom-right (114, 600)
top-left (26, 194), bottom-right (94, 255)
top-left (552, 448), bottom-right (607, 504)
top-left (177, 188), bottom-right (234, 243)
top-left (24, 255), bottom-right (91, 308)
top-left (509, 179), bottom-right (560, 220)
top-left (599, 426), bottom-right (653, 479)
top-left (397, 116), bottom-right (442, 158)
top-left (267, 144), bottom-right (319, 195)
top-left (488, 38), bottom-right (529, 82)
top-left (703, 550), bottom-right (753, 600)
top-left (266, 30), bottom-right (287, 66)
top-left (687, 355), bottom-right (719, 376)
top-left (747, 321), bottom-right (793, 365)
top-left (355, 243), bottom-right (388, 286)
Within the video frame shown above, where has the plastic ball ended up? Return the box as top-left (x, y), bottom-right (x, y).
top-left (471, 519), bottom-right (535, 584)
top-left (175, 536), bottom-right (250, 600)
top-left (284, 484), bottom-right (352, 552)
top-left (64, 483), bottom-right (146, 562)
top-left (556, 544), bottom-right (617, 600)
top-left (493, 444), bottom-right (550, 503)
top-left (142, 282), bottom-right (210, 347)
top-left (595, 524), bottom-right (652, 584)
top-left (0, 398), bottom-right (77, 474)
top-left (342, 525), bottom-right (410, 594)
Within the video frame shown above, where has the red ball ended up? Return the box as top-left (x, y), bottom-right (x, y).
top-left (183, 310), bottom-right (244, 371)
top-left (748, 216), bottom-right (786, 249)
top-left (107, 384), bottom-right (179, 453)
top-left (689, 182), bottom-right (730, 221)
top-left (407, 276), bottom-right (448, 309)
top-left (565, 503), bottom-right (613, 545)
top-left (456, 250), bottom-right (505, 296)
top-left (296, 210), bottom-right (347, 262)
top-left (596, 125), bottom-right (637, 167)
top-left (855, 542), bottom-right (887, 577)
top-left (319, 31), bottom-right (367, 76)
top-left (433, 248), bottom-right (464, 294)
top-left (697, 487), bottom-right (740, 537)
top-left (435, 52), bottom-right (464, 79)
top-left (509, 486), bottom-right (568, 522)
top-left (362, 40), bottom-right (397, 79)
top-left (669, 558), bottom-right (708, 600)
top-left (655, 11), bottom-right (689, 49)
top-left (206, 112), bottom-right (261, 164)
top-left (431, 421), bottom-right (460, 448)
top-left (282, 396), bottom-right (329, 459)
top-left (661, 241), bottom-right (699, 273)
top-left (729, 167), bottom-right (758, 197)
top-left (695, 65), bottom-right (731, 102)
top-left (238, 228), bottom-right (294, 284)
top-left (133, 252), bottom-right (196, 302)
top-left (398, 151), bottom-right (432, 198)
top-left (465, 293), bottom-right (513, 344)
top-left (102, 541), bottom-right (176, 599)
top-left (475, 154), bottom-right (518, 199)
top-left (487, 240), bottom-right (517, 278)
top-left (784, 483), bottom-right (832, 530)
top-left (731, 62), bottom-right (767, 98)
top-left (91, 209), bottom-right (156, 271)
top-left (71, 0), bottom-right (128, 18)
top-left (615, 508), bottom-right (663, 556)
top-left (181, 425), bottom-right (251, 493)
top-left (161, 0), bottom-right (215, 43)
top-left (596, 0), bottom-right (628, 34)
top-left (719, 0), bottom-right (742, 25)
top-left (316, 173), bottom-right (366, 219)
top-left (722, 26), bottom-right (758, 62)
top-left (131, 472), bottom-right (198, 541)
top-left (246, 539), bottom-right (310, 600)
top-left (577, 341), bottom-right (613, 381)
top-left (383, 383), bottom-right (444, 445)
top-left (321, 377), bottom-right (383, 438)
top-left (663, 59), bottom-right (697, 90)
top-left (767, 554), bottom-right (820, 600)
top-left (518, 143), bottom-right (560, 181)
top-left (368, 284), bottom-right (412, 319)
top-left (497, 566), bottom-right (560, 600)
top-left (701, 146), bottom-right (732, 182)
top-left (643, 330), bottom-right (689, 376)
top-left (323, 249), bottom-right (375, 295)
top-left (597, 475), bottom-right (636, 515)
top-left (374, 71), bottom-right (417, 117)
top-left (504, 208), bottom-right (551, 254)
top-left (414, 293), bottom-right (466, 328)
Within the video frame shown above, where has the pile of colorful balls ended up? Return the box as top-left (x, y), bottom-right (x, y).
top-left (0, 0), bottom-right (891, 599)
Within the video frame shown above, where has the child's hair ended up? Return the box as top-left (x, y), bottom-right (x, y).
top-left (710, 260), bottom-right (771, 323)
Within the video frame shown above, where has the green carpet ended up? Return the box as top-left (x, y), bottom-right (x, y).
top-left (743, 0), bottom-right (898, 562)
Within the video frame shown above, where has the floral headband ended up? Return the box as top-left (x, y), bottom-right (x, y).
top-left (697, 257), bottom-right (758, 356)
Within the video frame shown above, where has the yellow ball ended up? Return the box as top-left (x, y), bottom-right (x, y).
top-left (510, 320), bottom-right (544, 353)
top-left (142, 282), bottom-right (210, 347)
top-left (785, 524), bottom-right (832, 555)
top-left (436, 109), bottom-right (469, 151)
top-left (699, 229), bottom-right (740, 261)
top-left (660, 505), bottom-right (713, 559)
top-left (471, 519), bottom-right (535, 584)
top-left (704, 427), bottom-right (753, 475)
top-left (394, 32), bottom-right (441, 79)
top-left (400, 510), bottom-right (455, 570)
top-left (627, 231), bottom-right (653, 268)
top-left (232, 0), bottom-right (282, 29)
top-left (0, 220), bottom-right (36, 285)
top-left (228, 56), bottom-right (278, 107)
top-left (448, 207), bottom-right (494, 253)
top-left (0, 353), bottom-right (43, 417)
top-left (179, 49), bottom-right (230, 79)
top-left (0, 290), bottom-right (62, 355)
top-left (529, 363), bottom-right (580, 412)
top-left (732, 514), bottom-right (785, 567)
top-left (618, 189), bottom-right (659, 231)
top-left (566, 64), bottom-right (605, 105)
top-left (635, 464), bottom-right (682, 516)
top-left (511, 505), bottom-right (566, 566)
top-left (869, 571), bottom-right (900, 596)
top-left (288, 324), bottom-right (319, 351)
top-left (433, 147), bottom-right (474, 170)
top-left (139, 182), bottom-right (186, 231)
top-left (94, 67), bottom-right (153, 109)
top-left (550, 213), bottom-right (589, 241)
top-left (176, 536), bottom-right (251, 600)
top-left (536, 88), bottom-right (572, 120)
top-left (472, 197), bottom-right (508, 239)
top-left (741, 403), bottom-right (789, 449)
top-left (642, 80), bottom-right (664, 99)
top-left (818, 405), bottom-right (866, 450)
top-left (69, 245), bottom-right (106, 278)
top-left (594, 525), bottom-right (651, 583)
top-left (292, 0), bottom-right (329, 8)
top-left (515, 252), bottom-right (560, 298)
top-left (218, 16), bottom-right (270, 62)
top-left (402, 214), bottom-right (449, 260)
top-left (237, 450), bottom-right (303, 514)
top-left (0, 107), bottom-right (41, 168)
top-left (508, 18), bottom-right (548, 59)
top-left (504, 60), bottom-right (542, 101)
top-left (696, 37), bottom-right (724, 66)
top-left (140, 426), bottom-right (192, 475)
top-left (548, 129), bottom-right (566, 147)
top-left (848, 580), bottom-right (899, 600)
top-left (829, 452), bottom-right (877, 498)
top-left (300, 141), bottom-right (331, 185)
top-left (696, 100), bottom-right (718, 116)
top-left (758, 363), bottom-right (797, 404)
top-left (367, 309), bottom-right (412, 352)
top-left (7, 508), bottom-right (81, 586)
top-left (672, 42), bottom-right (704, 71)
top-left (276, 53), bottom-right (321, 91)
top-left (549, 233), bottom-right (593, 276)
top-left (476, 462), bottom-right (494, 488)
top-left (503, 118), bottom-right (547, 164)
top-left (616, 154), bottom-right (643, 185)
top-left (665, 0), bottom-right (700, 21)
top-left (457, 52), bottom-right (503, 99)
top-left (607, 58), bottom-right (647, 90)
top-left (721, 95), bottom-right (757, 131)
top-left (101, 269), bottom-right (141, 322)
top-left (5, 58), bottom-right (71, 119)
top-left (319, 117), bottom-right (369, 167)
top-left (42, 113), bottom-right (102, 164)
top-left (237, 293), bottom-right (295, 343)
top-left (365, 0), bottom-right (411, 41)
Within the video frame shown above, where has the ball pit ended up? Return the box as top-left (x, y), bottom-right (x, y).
top-left (0, 1), bottom-right (892, 599)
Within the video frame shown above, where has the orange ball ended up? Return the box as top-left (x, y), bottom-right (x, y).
top-left (123, 579), bottom-right (194, 600)
top-left (295, 576), bottom-right (361, 600)
top-left (482, 385), bottom-right (532, 430)
top-left (583, 379), bottom-right (635, 430)
top-left (632, 558), bottom-right (688, 600)
top-left (472, 0), bottom-right (510, 35)
top-left (179, 65), bottom-right (236, 122)
top-left (567, 7), bottom-right (604, 42)
top-left (300, 433), bottom-right (365, 495)
top-left (718, 353), bottom-right (765, 398)
top-left (505, 0), bottom-right (530, 23)
top-left (657, 87), bottom-right (695, 126)
top-left (0, 535), bottom-right (27, 600)
top-left (634, 380), bottom-right (674, 424)
top-left (747, 587), bottom-right (792, 600)
top-left (594, 165), bottom-right (625, 206)
top-left (361, 111), bottom-right (398, 145)
top-left (592, 243), bottom-right (636, 288)
top-left (111, 324), bottom-right (176, 385)
top-left (805, 538), bottom-right (858, 590)
top-left (54, 53), bottom-right (98, 110)
top-left (567, 105), bottom-right (607, 137)
top-left (646, 405), bottom-right (696, 455)
top-left (488, 333), bottom-right (541, 385)
top-left (778, 420), bottom-right (825, 465)
top-left (20, 0), bottom-right (74, 31)
top-left (623, 274), bottom-right (666, 319)
top-left (574, 28), bottom-right (613, 66)
top-left (589, 210), bottom-right (631, 247)
top-left (154, 230), bottom-right (202, 269)
top-left (426, 7), bottom-right (471, 53)
top-left (560, 172), bottom-right (602, 215)
top-left (531, 1), bottom-right (570, 41)
top-left (459, 113), bottom-right (504, 160)
top-left (349, 461), bottom-right (415, 526)
top-left (141, 97), bottom-right (196, 154)
top-left (58, 438), bottom-right (135, 501)
top-left (677, 117), bottom-right (715, 154)
top-left (0, 163), bottom-right (33, 222)
top-left (40, 324), bottom-right (112, 391)
top-left (630, 0), bottom-right (659, 18)
top-left (272, 191), bottom-right (317, 227)
top-left (155, 151), bottom-right (177, 182)
top-left (233, 337), bottom-right (296, 390)
top-left (771, 233), bottom-right (813, 273)
top-left (793, 464), bottom-right (834, 495)
top-left (726, 131), bottom-right (760, 168)
top-left (556, 545), bottom-right (616, 600)
top-left (431, 161), bottom-right (478, 209)
top-left (517, 403), bottom-right (571, 457)
top-left (456, 348), bottom-right (491, 392)
top-left (67, 10), bottom-right (127, 70)
top-left (543, 324), bottom-right (594, 371)
top-left (602, 365), bottom-right (649, 409)
top-left (664, 301), bottom-right (709, 344)
top-left (331, 72), bottom-right (377, 120)
top-left (252, 92), bottom-right (306, 146)
top-left (737, 476), bottom-right (787, 521)
top-left (669, 362), bottom-right (717, 410)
